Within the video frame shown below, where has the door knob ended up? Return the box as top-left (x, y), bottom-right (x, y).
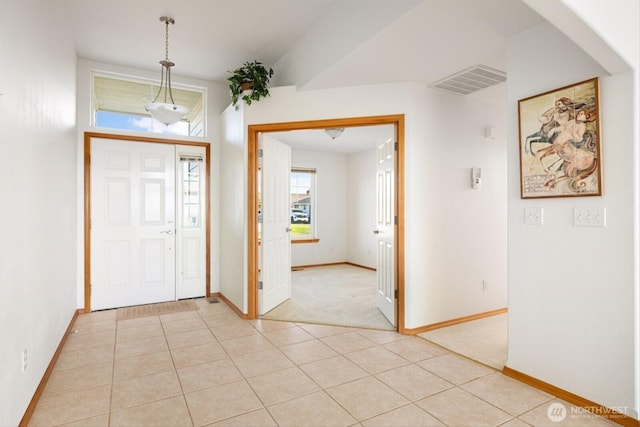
top-left (285, 227), bottom-right (292, 233)
top-left (373, 229), bottom-right (381, 235)
top-left (160, 230), bottom-right (173, 235)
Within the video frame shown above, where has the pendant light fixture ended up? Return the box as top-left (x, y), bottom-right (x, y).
top-left (144, 16), bottom-right (189, 125)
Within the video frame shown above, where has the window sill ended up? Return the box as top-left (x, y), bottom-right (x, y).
top-left (291, 238), bottom-right (320, 244)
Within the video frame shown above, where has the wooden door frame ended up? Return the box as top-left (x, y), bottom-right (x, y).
top-left (247, 114), bottom-right (406, 333)
top-left (83, 132), bottom-right (211, 313)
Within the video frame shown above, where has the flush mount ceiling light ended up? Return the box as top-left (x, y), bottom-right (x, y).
top-left (324, 128), bottom-right (345, 140)
top-left (144, 16), bottom-right (189, 125)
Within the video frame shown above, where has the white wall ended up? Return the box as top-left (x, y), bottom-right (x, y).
top-left (75, 59), bottom-right (225, 303)
top-left (220, 104), bottom-right (247, 309)
top-left (506, 21), bottom-right (637, 416)
top-left (347, 148), bottom-right (377, 268)
top-left (273, 0), bottom-right (422, 90)
top-left (219, 83), bottom-right (509, 329)
top-left (404, 88), bottom-right (509, 324)
top-left (289, 146), bottom-right (379, 269)
top-left (290, 149), bottom-right (349, 266)
top-left (0, 2), bottom-right (77, 424)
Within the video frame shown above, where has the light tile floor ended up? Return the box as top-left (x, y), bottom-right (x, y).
top-left (28, 299), bottom-right (617, 426)
top-left (418, 313), bottom-right (508, 369)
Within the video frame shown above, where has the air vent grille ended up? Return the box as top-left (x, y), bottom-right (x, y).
top-left (431, 65), bottom-right (506, 95)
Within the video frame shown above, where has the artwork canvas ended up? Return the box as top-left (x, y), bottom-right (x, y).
top-left (518, 78), bottom-right (602, 198)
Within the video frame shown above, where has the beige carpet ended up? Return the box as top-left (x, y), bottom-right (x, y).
top-left (418, 313), bottom-right (508, 369)
top-left (116, 299), bottom-right (198, 321)
top-left (262, 264), bottom-right (394, 330)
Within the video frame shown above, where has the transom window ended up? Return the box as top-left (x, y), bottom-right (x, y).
top-left (92, 73), bottom-right (205, 137)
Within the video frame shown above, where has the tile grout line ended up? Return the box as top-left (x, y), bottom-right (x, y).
top-left (163, 311), bottom-right (197, 427)
top-left (106, 313), bottom-right (119, 426)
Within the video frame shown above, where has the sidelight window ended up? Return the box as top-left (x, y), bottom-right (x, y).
top-left (180, 156), bottom-right (203, 228)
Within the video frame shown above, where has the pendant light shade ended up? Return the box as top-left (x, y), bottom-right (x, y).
top-left (145, 102), bottom-right (189, 125)
top-left (144, 16), bottom-right (188, 125)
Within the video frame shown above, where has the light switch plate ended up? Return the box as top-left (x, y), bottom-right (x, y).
top-left (524, 207), bottom-right (543, 225)
top-left (574, 207), bottom-right (606, 227)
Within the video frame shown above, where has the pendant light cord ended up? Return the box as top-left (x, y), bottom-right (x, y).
top-left (150, 17), bottom-right (177, 106)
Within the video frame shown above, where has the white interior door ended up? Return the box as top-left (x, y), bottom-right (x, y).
top-left (259, 134), bottom-right (292, 315)
top-left (176, 149), bottom-right (207, 299)
top-left (91, 138), bottom-right (176, 310)
top-left (375, 137), bottom-right (396, 326)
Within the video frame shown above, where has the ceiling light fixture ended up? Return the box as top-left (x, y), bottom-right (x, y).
top-left (324, 128), bottom-right (345, 140)
top-left (144, 16), bottom-right (188, 125)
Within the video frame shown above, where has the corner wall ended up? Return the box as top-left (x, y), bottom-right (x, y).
top-left (506, 21), bottom-right (636, 416)
top-left (220, 104), bottom-right (247, 311)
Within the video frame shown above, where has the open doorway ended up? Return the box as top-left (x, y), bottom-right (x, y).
top-left (246, 115), bottom-right (406, 333)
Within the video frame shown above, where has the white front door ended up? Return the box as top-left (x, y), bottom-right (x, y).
top-left (91, 138), bottom-right (177, 310)
top-left (375, 137), bottom-right (396, 326)
top-left (259, 134), bottom-right (292, 315)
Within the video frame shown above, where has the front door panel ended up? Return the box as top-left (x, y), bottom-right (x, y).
top-left (91, 138), bottom-right (176, 310)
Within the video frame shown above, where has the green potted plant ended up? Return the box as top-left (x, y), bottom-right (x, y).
top-left (228, 60), bottom-right (274, 109)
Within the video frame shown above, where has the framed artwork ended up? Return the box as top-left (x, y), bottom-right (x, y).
top-left (518, 77), bottom-right (602, 198)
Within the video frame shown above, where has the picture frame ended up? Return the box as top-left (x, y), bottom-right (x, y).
top-left (518, 77), bottom-right (602, 198)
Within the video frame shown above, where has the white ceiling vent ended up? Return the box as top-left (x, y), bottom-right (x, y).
top-left (430, 65), bottom-right (506, 95)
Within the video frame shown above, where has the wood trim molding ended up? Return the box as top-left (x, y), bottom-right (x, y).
top-left (204, 142), bottom-right (211, 298)
top-left (502, 366), bottom-right (639, 427)
top-left (20, 309), bottom-right (82, 426)
top-left (345, 262), bottom-right (376, 271)
top-left (291, 261), bottom-right (356, 270)
top-left (395, 114), bottom-right (405, 334)
top-left (291, 238), bottom-right (320, 244)
top-left (403, 308), bottom-right (508, 335)
top-left (247, 115), bottom-right (405, 332)
top-left (290, 262), bottom-right (375, 271)
top-left (216, 293), bottom-right (248, 319)
top-left (83, 132), bottom-right (211, 312)
top-left (83, 135), bottom-right (92, 313)
top-left (247, 127), bottom-right (259, 320)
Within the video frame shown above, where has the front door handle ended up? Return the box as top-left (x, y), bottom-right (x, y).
top-left (160, 230), bottom-right (173, 235)
top-left (373, 229), bottom-right (381, 235)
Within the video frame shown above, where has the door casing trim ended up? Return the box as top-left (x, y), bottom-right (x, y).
top-left (83, 132), bottom-right (211, 312)
top-left (247, 115), bottom-right (406, 333)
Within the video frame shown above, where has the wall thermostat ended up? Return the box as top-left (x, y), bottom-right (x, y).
top-left (471, 167), bottom-right (481, 189)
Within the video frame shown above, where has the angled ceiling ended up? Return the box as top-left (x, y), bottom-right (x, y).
top-left (59, 0), bottom-right (544, 152)
top-left (60, 0), bottom-right (340, 82)
top-left (60, 0), bottom-right (543, 94)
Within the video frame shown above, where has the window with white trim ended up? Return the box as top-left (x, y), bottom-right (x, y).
top-left (92, 73), bottom-right (205, 137)
top-left (290, 168), bottom-right (316, 241)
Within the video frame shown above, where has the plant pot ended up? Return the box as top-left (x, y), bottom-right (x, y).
top-left (241, 82), bottom-right (254, 92)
